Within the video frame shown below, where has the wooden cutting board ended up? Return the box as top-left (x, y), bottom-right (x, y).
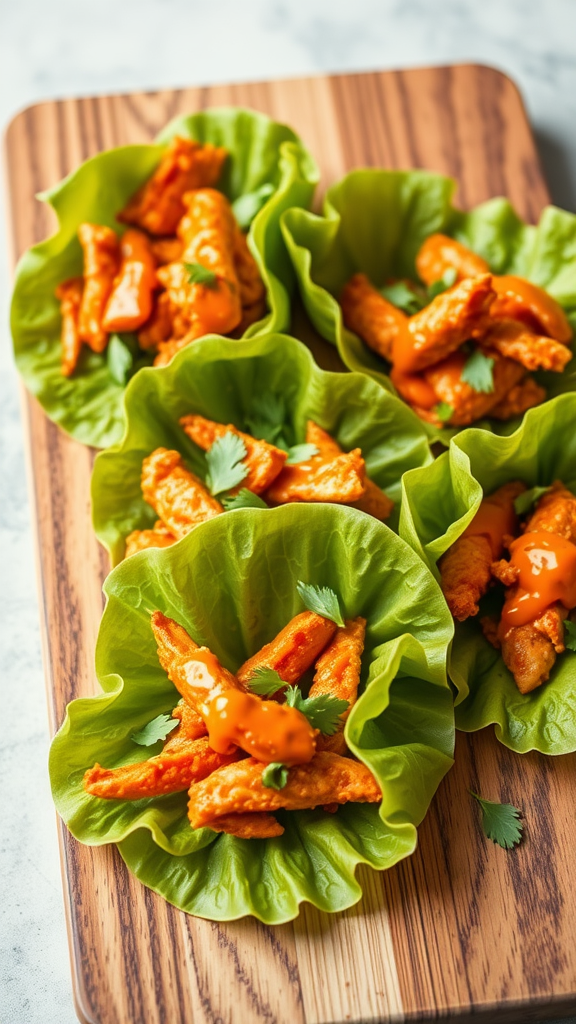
top-left (4, 64), bottom-right (576, 1024)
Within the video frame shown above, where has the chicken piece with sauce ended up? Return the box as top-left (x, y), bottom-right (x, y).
top-left (439, 481), bottom-right (526, 621)
top-left (490, 483), bottom-right (576, 693)
top-left (118, 136), bottom-right (227, 236)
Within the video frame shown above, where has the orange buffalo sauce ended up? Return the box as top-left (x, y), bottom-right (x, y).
top-left (389, 367), bottom-right (438, 409)
top-left (501, 531), bottom-right (576, 629)
top-left (102, 228), bottom-right (157, 332)
top-left (206, 690), bottom-right (317, 764)
top-left (178, 648), bottom-right (237, 713)
top-left (462, 497), bottom-right (517, 559)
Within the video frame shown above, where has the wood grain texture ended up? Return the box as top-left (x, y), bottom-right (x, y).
top-left (4, 64), bottom-right (575, 1024)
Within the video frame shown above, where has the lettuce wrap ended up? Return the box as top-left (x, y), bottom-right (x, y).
top-left (400, 393), bottom-right (576, 755)
top-left (49, 503), bottom-right (454, 922)
top-left (281, 170), bottom-right (576, 443)
top-left (11, 108), bottom-right (319, 448)
top-left (91, 331), bottom-right (432, 565)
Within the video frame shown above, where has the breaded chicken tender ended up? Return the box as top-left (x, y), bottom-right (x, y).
top-left (305, 422), bottom-right (393, 520)
top-left (237, 612), bottom-right (337, 687)
top-left (480, 319), bottom-right (572, 373)
top-left (118, 137), bottom-right (227, 236)
top-left (55, 277), bottom-right (84, 376)
top-left (84, 736), bottom-right (238, 800)
top-left (102, 228), bottom-right (158, 334)
top-left (497, 484), bottom-right (576, 692)
top-left (179, 414), bottom-right (287, 493)
top-left (77, 223), bottom-right (120, 352)
top-left (264, 446), bottom-right (366, 505)
top-left (151, 611), bottom-right (245, 717)
top-left (439, 481), bottom-right (525, 621)
top-left (396, 274), bottom-right (496, 373)
top-left (124, 520), bottom-right (177, 558)
top-left (415, 233), bottom-right (490, 285)
top-left (423, 349), bottom-right (527, 426)
top-left (491, 276), bottom-right (572, 343)
top-left (310, 618), bottom-right (366, 754)
top-left (141, 448), bottom-right (222, 540)
top-left (205, 813), bottom-right (285, 838)
top-left (340, 272), bottom-right (409, 361)
top-left (137, 292), bottom-right (175, 350)
top-left (489, 377), bottom-right (547, 420)
top-left (187, 751), bottom-right (381, 829)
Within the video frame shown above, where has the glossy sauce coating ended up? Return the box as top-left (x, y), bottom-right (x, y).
top-left (501, 531), bottom-right (576, 628)
top-left (463, 495), bottom-right (518, 558)
top-left (205, 690), bottom-right (317, 764)
top-left (102, 228), bottom-right (158, 332)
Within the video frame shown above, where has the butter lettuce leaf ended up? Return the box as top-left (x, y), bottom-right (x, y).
top-left (11, 107), bottom-right (319, 448)
top-left (399, 393), bottom-right (576, 754)
top-left (91, 332), bottom-right (432, 565)
top-left (49, 503), bottom-right (454, 923)
top-left (281, 170), bottom-right (576, 444)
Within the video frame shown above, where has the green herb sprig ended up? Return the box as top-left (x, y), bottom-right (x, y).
top-left (470, 792), bottom-right (524, 849)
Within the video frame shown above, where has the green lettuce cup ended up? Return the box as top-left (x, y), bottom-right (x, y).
top-left (49, 503), bottom-right (454, 923)
top-left (11, 108), bottom-right (319, 448)
top-left (399, 392), bottom-right (576, 755)
top-left (91, 331), bottom-right (432, 566)
top-left (281, 169), bottom-right (576, 443)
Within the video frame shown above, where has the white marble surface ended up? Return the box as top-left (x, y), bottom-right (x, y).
top-left (1, 3), bottom-right (575, 1022)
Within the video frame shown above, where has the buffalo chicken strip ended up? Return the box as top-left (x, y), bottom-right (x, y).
top-left (421, 350), bottom-right (529, 426)
top-left (179, 414), bottom-right (287, 493)
top-left (439, 481), bottom-right (526, 621)
top-left (118, 136), bottom-right (227, 236)
top-left (480, 320), bottom-right (572, 373)
top-left (237, 611), bottom-right (337, 687)
top-left (124, 520), bottom-right (177, 558)
top-left (205, 813), bottom-right (285, 838)
top-left (77, 223), bottom-right (120, 352)
top-left (415, 233), bottom-right (490, 285)
top-left (340, 273), bottom-right (409, 361)
top-left (151, 613), bottom-right (316, 765)
top-left (493, 484), bottom-right (576, 693)
top-left (55, 278), bottom-right (84, 376)
top-left (102, 228), bottom-right (158, 333)
top-left (155, 188), bottom-right (242, 364)
top-left (395, 274), bottom-right (496, 373)
top-left (309, 617), bottom-right (366, 754)
top-left (141, 448), bottom-right (222, 540)
top-left (188, 751), bottom-right (381, 829)
top-left (264, 444), bottom-right (367, 505)
top-left (84, 735), bottom-right (238, 800)
top-left (305, 421), bottom-right (393, 520)
top-left (491, 276), bottom-right (573, 343)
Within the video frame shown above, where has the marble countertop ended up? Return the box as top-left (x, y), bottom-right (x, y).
top-left (1, 2), bottom-right (574, 1021)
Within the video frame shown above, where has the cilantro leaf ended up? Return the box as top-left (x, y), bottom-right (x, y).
top-left (564, 620), bottom-right (576, 652)
top-left (205, 431), bottom-right (248, 496)
top-left (132, 713), bottom-right (179, 746)
top-left (232, 184), bottom-right (275, 230)
top-left (184, 262), bottom-right (218, 287)
top-left (262, 762), bottom-right (289, 790)
top-left (380, 281), bottom-right (424, 314)
top-left (107, 333), bottom-right (139, 386)
top-left (427, 267), bottom-right (457, 300)
top-left (247, 666), bottom-right (286, 696)
top-left (433, 402), bottom-right (454, 424)
top-left (514, 485), bottom-right (551, 516)
top-left (221, 489), bottom-right (268, 511)
top-left (285, 686), bottom-right (349, 735)
top-left (286, 443), bottom-right (319, 465)
top-left (470, 792), bottom-right (524, 849)
top-left (461, 350), bottom-right (495, 393)
top-left (296, 580), bottom-right (345, 627)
